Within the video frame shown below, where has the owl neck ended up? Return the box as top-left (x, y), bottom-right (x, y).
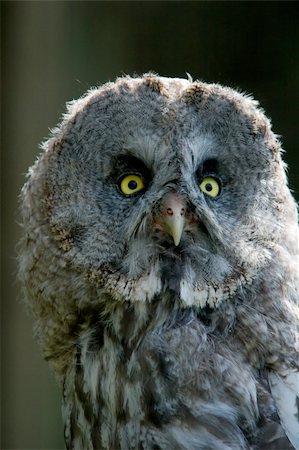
top-left (93, 291), bottom-right (203, 347)
top-left (89, 276), bottom-right (299, 372)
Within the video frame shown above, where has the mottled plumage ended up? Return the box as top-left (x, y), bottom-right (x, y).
top-left (19, 74), bottom-right (299, 449)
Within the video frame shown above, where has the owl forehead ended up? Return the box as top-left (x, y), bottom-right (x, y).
top-left (58, 76), bottom-right (278, 178)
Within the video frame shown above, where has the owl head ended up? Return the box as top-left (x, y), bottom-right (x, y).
top-left (19, 74), bottom-right (298, 376)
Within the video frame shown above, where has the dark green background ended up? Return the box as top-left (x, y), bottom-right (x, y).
top-left (2, 2), bottom-right (298, 449)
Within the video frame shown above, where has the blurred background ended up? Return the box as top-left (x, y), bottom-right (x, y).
top-left (2, 2), bottom-right (299, 449)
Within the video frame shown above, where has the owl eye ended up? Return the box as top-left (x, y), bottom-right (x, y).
top-left (199, 176), bottom-right (221, 198)
top-left (119, 174), bottom-right (145, 195)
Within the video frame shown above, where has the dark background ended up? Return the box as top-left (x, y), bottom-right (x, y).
top-left (2, 2), bottom-right (299, 449)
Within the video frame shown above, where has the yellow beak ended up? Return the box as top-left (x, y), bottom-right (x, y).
top-left (161, 194), bottom-right (186, 246)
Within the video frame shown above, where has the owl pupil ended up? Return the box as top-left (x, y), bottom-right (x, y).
top-left (205, 183), bottom-right (213, 192)
top-left (128, 180), bottom-right (138, 190)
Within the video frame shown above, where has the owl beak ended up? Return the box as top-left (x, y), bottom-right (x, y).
top-left (161, 194), bottom-right (186, 246)
top-left (164, 212), bottom-right (185, 246)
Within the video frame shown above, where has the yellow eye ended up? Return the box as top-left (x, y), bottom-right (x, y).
top-left (120, 174), bottom-right (145, 195)
top-left (199, 176), bottom-right (221, 198)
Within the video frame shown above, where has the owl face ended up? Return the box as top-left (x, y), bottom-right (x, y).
top-left (41, 75), bottom-right (293, 309)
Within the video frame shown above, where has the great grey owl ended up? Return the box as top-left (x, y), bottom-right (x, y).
top-left (19, 74), bottom-right (299, 450)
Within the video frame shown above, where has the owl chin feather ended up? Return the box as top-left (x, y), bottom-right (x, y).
top-left (88, 231), bottom-right (270, 309)
top-left (88, 255), bottom-right (254, 310)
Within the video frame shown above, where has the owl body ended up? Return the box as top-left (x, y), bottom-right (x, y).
top-left (19, 75), bottom-right (299, 449)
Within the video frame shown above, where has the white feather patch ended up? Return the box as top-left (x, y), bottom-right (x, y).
top-left (269, 371), bottom-right (299, 449)
top-left (131, 263), bottom-right (161, 302)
